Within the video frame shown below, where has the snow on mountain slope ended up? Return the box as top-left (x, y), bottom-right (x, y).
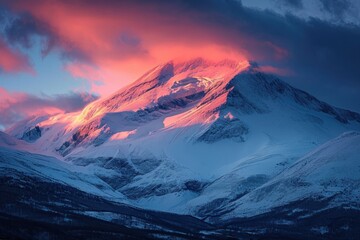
top-left (4, 58), bottom-right (360, 214)
top-left (220, 131), bottom-right (360, 219)
top-left (0, 143), bottom-right (126, 201)
top-left (0, 131), bottom-right (17, 147)
top-left (0, 131), bottom-right (37, 153)
top-left (80, 58), bottom-right (248, 117)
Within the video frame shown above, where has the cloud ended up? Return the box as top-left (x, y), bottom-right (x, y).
top-left (319, 0), bottom-right (351, 19)
top-left (2, 10), bottom-right (90, 60)
top-left (276, 0), bottom-right (303, 9)
top-left (0, 0), bottom-right (277, 92)
top-left (1, 0), bottom-right (360, 111)
top-left (0, 88), bottom-right (99, 128)
top-left (0, 38), bottom-right (33, 74)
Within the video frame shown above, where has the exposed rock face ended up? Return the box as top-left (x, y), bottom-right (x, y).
top-left (21, 126), bottom-right (41, 142)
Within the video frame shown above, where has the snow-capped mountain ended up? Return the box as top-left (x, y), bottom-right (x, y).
top-left (2, 58), bottom-right (360, 239)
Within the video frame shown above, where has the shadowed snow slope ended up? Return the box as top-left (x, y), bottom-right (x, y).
top-left (221, 131), bottom-right (360, 219)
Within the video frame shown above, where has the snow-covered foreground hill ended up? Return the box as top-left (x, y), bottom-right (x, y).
top-left (222, 131), bottom-right (360, 220)
top-left (1, 58), bottom-right (360, 239)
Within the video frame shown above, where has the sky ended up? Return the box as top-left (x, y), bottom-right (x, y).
top-left (0, 0), bottom-right (359, 129)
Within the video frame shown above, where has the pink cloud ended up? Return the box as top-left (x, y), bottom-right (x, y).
top-left (0, 87), bottom-right (98, 129)
top-left (3, 1), bottom-right (257, 95)
top-left (0, 39), bottom-right (34, 74)
top-left (4, 0), bottom-right (294, 96)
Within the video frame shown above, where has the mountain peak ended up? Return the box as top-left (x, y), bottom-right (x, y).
top-left (77, 57), bottom-right (250, 121)
top-left (168, 57), bottom-right (248, 73)
top-left (139, 57), bottom-right (249, 84)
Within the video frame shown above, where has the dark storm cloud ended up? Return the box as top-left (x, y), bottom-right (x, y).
top-left (1, 0), bottom-right (360, 111)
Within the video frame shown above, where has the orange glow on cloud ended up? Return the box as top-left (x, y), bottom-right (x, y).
top-left (7, 1), bottom-right (248, 91)
top-left (6, 0), bottom-right (287, 96)
top-left (66, 44), bottom-right (247, 94)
